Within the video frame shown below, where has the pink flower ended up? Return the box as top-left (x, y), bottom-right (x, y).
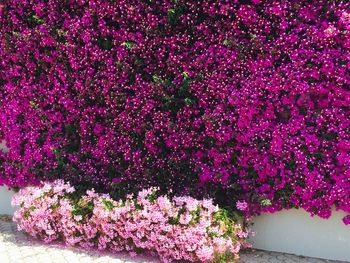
top-left (186, 199), bottom-right (199, 212)
top-left (236, 200), bottom-right (248, 211)
top-left (12, 181), bottom-right (249, 262)
top-left (324, 25), bottom-right (338, 37)
top-left (230, 243), bottom-right (241, 254)
top-left (179, 213), bottom-right (192, 225)
top-left (213, 237), bottom-right (228, 253)
top-left (157, 196), bottom-right (171, 210)
top-left (74, 215), bottom-right (83, 221)
top-left (196, 246), bottom-right (214, 262)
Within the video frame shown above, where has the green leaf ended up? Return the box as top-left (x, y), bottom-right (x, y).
top-left (147, 191), bottom-right (157, 203)
top-left (102, 198), bottom-right (115, 211)
top-left (51, 203), bottom-right (60, 209)
top-left (29, 101), bottom-right (39, 109)
top-left (182, 71), bottom-right (190, 79)
top-left (11, 31), bottom-right (21, 38)
top-left (24, 211), bottom-right (31, 219)
top-left (56, 29), bottom-right (67, 36)
top-left (223, 39), bottom-right (232, 46)
top-left (189, 206), bottom-right (201, 225)
top-left (184, 98), bottom-right (193, 105)
top-left (168, 216), bottom-right (179, 225)
top-left (28, 15), bottom-right (44, 25)
top-left (133, 199), bottom-right (143, 210)
top-left (261, 198), bottom-right (272, 206)
top-left (167, 8), bottom-right (177, 24)
top-left (152, 74), bottom-right (162, 83)
top-left (33, 15), bottom-right (44, 23)
top-left (121, 41), bottom-right (135, 49)
top-left (250, 34), bottom-right (257, 40)
top-left (167, 6), bottom-right (185, 25)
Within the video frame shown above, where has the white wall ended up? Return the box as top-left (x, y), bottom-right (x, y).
top-left (250, 209), bottom-right (350, 262)
top-left (0, 140), bottom-right (14, 215)
top-left (0, 186), bottom-right (15, 215)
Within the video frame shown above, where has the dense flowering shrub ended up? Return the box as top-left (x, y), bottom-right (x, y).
top-left (12, 180), bottom-right (250, 262)
top-left (1, 0), bottom-right (350, 222)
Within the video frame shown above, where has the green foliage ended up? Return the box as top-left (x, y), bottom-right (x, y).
top-left (51, 203), bottom-right (60, 209)
top-left (24, 211), bottom-right (31, 219)
top-left (189, 206), bottom-right (201, 225)
top-left (168, 207), bottom-right (187, 225)
top-left (98, 37), bottom-right (113, 50)
top-left (121, 41), bottom-right (135, 49)
top-left (152, 74), bottom-right (162, 83)
top-left (102, 198), bottom-right (115, 211)
top-left (213, 251), bottom-right (237, 263)
top-left (223, 39), bottom-right (233, 46)
top-left (182, 71), bottom-right (190, 79)
top-left (28, 15), bottom-right (44, 25)
top-left (51, 148), bottom-right (66, 169)
top-left (71, 199), bottom-right (94, 219)
top-left (184, 97), bottom-right (194, 105)
top-left (212, 208), bottom-right (242, 239)
top-left (261, 198), bottom-right (272, 207)
top-left (147, 191), bottom-right (158, 203)
top-left (168, 216), bottom-right (179, 225)
top-left (167, 5), bottom-right (186, 26)
top-left (133, 199), bottom-right (143, 210)
top-left (29, 101), bottom-right (39, 109)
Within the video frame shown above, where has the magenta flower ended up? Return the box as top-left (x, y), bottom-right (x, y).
top-left (236, 201), bottom-right (248, 211)
top-left (342, 216), bottom-right (350, 225)
top-left (1, 0), bottom-right (350, 223)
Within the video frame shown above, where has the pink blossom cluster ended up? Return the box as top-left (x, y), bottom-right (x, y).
top-left (12, 180), bottom-right (249, 262)
top-left (1, 0), bottom-right (350, 223)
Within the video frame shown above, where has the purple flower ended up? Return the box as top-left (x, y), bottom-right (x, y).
top-left (342, 216), bottom-right (350, 225)
top-left (236, 201), bottom-right (248, 211)
top-left (0, 0), bottom-right (350, 224)
top-left (112, 177), bottom-right (122, 184)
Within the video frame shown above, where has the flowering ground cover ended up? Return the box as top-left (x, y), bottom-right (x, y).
top-left (12, 180), bottom-right (250, 262)
top-left (0, 0), bottom-right (350, 224)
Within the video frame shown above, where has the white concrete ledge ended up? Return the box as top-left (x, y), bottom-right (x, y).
top-left (250, 209), bottom-right (350, 262)
top-left (0, 141), bottom-right (14, 215)
top-left (0, 186), bottom-right (15, 215)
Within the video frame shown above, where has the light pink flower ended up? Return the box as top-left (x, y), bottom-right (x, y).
top-left (12, 180), bottom-right (249, 263)
top-left (236, 200), bottom-right (248, 211)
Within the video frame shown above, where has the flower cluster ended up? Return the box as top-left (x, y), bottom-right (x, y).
top-left (12, 180), bottom-right (249, 262)
top-left (1, 1), bottom-right (350, 222)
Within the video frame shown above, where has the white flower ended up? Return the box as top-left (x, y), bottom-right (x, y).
top-left (73, 215), bottom-right (83, 221)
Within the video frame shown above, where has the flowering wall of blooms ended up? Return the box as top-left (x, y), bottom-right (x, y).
top-left (1, 0), bottom-right (350, 222)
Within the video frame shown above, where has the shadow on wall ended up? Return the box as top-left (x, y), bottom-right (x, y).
top-left (0, 187), bottom-right (15, 215)
top-left (0, 140), bottom-right (14, 215)
top-left (250, 209), bottom-right (350, 262)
